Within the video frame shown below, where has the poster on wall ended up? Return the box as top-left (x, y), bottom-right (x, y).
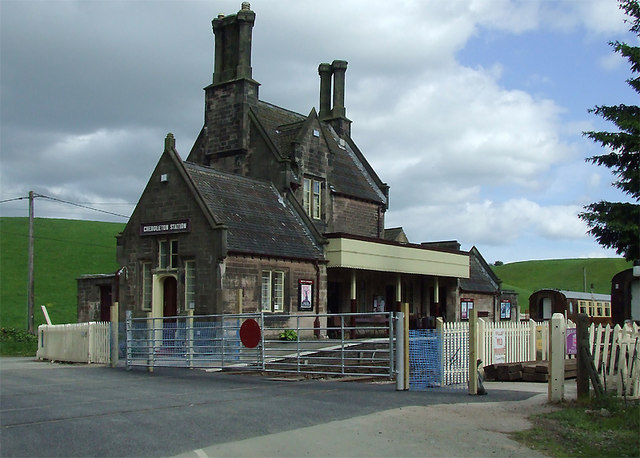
top-left (373, 296), bottom-right (385, 312)
top-left (500, 300), bottom-right (511, 320)
top-left (493, 328), bottom-right (506, 363)
top-left (461, 299), bottom-right (474, 320)
top-left (298, 280), bottom-right (313, 311)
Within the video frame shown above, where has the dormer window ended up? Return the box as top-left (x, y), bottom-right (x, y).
top-left (303, 177), bottom-right (322, 219)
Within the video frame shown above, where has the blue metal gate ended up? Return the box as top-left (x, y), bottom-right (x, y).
top-left (409, 326), bottom-right (469, 390)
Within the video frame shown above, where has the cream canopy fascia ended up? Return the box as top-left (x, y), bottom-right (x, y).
top-left (326, 236), bottom-right (469, 278)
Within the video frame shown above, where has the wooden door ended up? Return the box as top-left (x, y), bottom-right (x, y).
top-left (163, 277), bottom-right (178, 318)
top-left (99, 285), bottom-right (112, 322)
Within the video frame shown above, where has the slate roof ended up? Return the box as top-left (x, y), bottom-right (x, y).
top-left (252, 100), bottom-right (386, 205)
top-left (184, 161), bottom-right (324, 261)
top-left (326, 129), bottom-right (387, 205)
top-left (253, 101), bottom-right (306, 158)
top-left (459, 247), bottom-right (500, 294)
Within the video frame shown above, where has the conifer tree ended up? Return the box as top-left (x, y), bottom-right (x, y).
top-left (580, 0), bottom-right (640, 262)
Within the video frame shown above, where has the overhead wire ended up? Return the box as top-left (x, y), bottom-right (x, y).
top-left (0, 193), bottom-right (131, 219)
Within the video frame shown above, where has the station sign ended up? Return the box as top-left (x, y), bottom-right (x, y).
top-left (140, 219), bottom-right (191, 236)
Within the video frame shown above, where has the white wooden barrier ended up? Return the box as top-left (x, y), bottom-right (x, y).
top-left (589, 321), bottom-right (640, 398)
top-left (37, 322), bottom-right (111, 364)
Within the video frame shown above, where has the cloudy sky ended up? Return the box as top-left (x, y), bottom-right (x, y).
top-left (0, 0), bottom-right (635, 264)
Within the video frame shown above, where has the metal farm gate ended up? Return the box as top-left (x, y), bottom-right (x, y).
top-left (125, 312), bottom-right (395, 378)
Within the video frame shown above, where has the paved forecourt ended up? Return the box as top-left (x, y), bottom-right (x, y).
top-left (1, 357), bottom-right (554, 457)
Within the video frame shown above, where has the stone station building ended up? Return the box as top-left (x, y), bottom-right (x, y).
top-left (79, 4), bottom-right (516, 333)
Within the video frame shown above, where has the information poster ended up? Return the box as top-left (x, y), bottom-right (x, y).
top-left (298, 280), bottom-right (313, 311)
top-left (493, 328), bottom-right (506, 364)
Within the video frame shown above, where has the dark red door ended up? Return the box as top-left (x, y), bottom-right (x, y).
top-left (163, 277), bottom-right (177, 318)
top-left (99, 285), bottom-right (112, 322)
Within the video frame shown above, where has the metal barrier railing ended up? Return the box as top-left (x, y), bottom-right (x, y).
top-left (261, 312), bottom-right (394, 378)
top-left (126, 312), bottom-right (262, 369)
top-left (125, 311), bottom-right (394, 378)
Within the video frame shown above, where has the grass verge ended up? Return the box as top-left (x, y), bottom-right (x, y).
top-left (512, 396), bottom-right (639, 457)
top-left (0, 328), bottom-right (37, 356)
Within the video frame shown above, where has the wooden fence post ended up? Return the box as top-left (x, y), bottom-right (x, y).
top-left (576, 313), bottom-right (604, 400)
top-left (469, 308), bottom-right (478, 395)
top-left (548, 313), bottom-right (565, 402)
top-left (528, 319), bottom-right (536, 361)
top-left (576, 313), bottom-right (590, 400)
top-left (110, 303), bottom-right (119, 368)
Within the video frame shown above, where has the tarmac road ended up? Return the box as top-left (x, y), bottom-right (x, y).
top-left (0, 357), bottom-right (572, 457)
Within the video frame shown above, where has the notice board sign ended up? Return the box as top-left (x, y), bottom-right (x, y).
top-left (493, 328), bottom-right (506, 364)
top-left (566, 328), bottom-right (577, 355)
top-left (298, 280), bottom-right (313, 311)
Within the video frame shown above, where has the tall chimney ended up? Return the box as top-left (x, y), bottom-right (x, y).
top-left (331, 60), bottom-right (347, 118)
top-left (318, 63), bottom-right (332, 119)
top-left (212, 2), bottom-right (255, 84)
top-left (188, 3), bottom-right (260, 166)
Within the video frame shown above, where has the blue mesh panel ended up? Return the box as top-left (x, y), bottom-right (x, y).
top-left (409, 329), bottom-right (442, 389)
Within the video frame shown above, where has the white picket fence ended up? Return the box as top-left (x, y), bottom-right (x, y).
top-left (37, 322), bottom-right (111, 364)
top-left (589, 322), bottom-right (640, 398)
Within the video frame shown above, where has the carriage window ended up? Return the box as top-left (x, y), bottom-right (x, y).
top-left (578, 301), bottom-right (587, 314)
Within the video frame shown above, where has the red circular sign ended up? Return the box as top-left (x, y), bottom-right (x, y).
top-left (239, 319), bottom-right (261, 348)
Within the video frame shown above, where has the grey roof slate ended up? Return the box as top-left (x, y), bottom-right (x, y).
top-left (459, 250), bottom-right (500, 294)
top-left (184, 161), bottom-right (324, 260)
top-left (253, 100), bottom-right (386, 205)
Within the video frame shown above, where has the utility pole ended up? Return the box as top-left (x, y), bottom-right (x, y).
top-left (27, 191), bottom-right (35, 334)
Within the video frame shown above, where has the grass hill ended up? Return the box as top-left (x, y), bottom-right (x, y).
top-left (492, 258), bottom-right (632, 311)
top-left (0, 217), bottom-right (125, 329)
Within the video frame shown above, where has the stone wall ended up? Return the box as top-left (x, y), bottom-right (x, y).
top-left (77, 274), bottom-right (115, 322)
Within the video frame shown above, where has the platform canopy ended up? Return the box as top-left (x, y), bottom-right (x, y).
top-left (325, 236), bottom-right (469, 278)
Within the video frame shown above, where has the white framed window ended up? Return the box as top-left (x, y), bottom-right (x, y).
top-left (141, 262), bottom-right (152, 311)
top-left (261, 270), bottom-right (285, 312)
top-left (579, 300), bottom-right (587, 314)
top-left (303, 177), bottom-right (322, 220)
top-left (159, 240), bottom-right (179, 269)
top-left (185, 260), bottom-right (196, 310)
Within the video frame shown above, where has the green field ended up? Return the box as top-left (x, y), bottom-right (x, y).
top-left (0, 217), bottom-right (631, 329)
top-left (492, 258), bottom-right (632, 312)
top-left (0, 217), bottom-right (125, 329)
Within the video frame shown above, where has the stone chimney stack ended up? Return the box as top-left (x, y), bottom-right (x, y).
top-left (331, 60), bottom-right (347, 119)
top-left (193, 3), bottom-right (260, 165)
top-left (317, 59), bottom-right (351, 137)
top-left (318, 63), bottom-right (332, 120)
top-left (212, 2), bottom-right (255, 84)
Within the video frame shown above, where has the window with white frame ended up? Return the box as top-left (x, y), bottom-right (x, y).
top-left (261, 270), bottom-right (285, 312)
top-left (303, 177), bottom-right (322, 219)
top-left (159, 240), bottom-right (179, 269)
top-left (141, 262), bottom-right (152, 311)
top-left (185, 260), bottom-right (196, 310)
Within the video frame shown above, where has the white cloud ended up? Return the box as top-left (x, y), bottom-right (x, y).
top-left (599, 51), bottom-right (627, 71)
top-left (390, 198), bottom-right (589, 248)
top-left (352, 63), bottom-right (571, 213)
